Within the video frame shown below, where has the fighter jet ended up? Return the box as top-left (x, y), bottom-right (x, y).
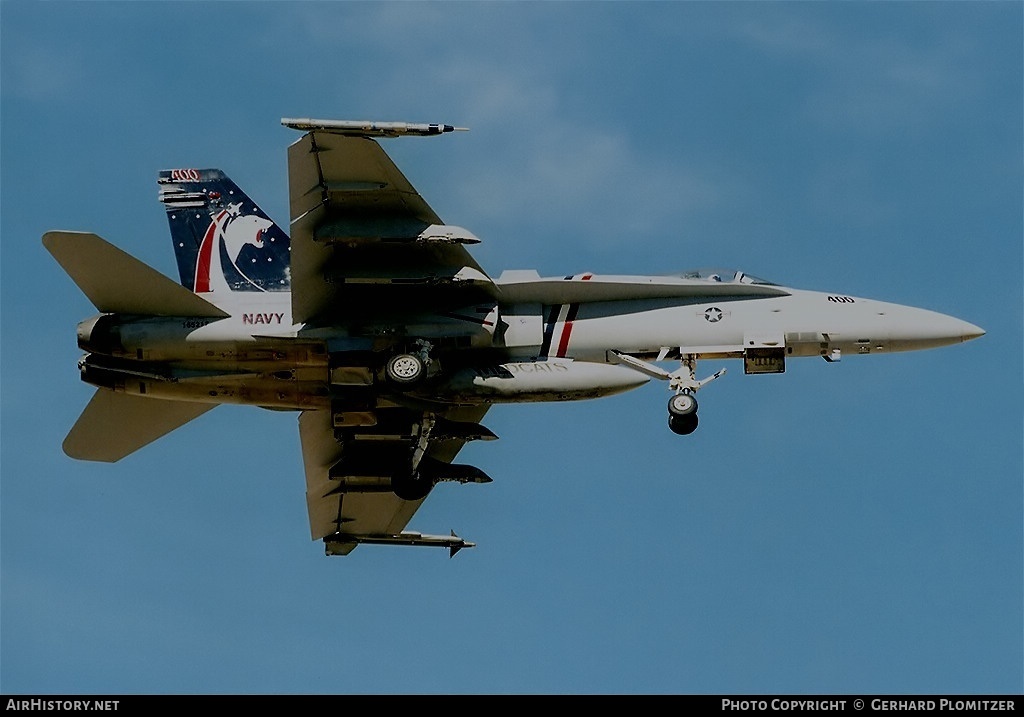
top-left (43, 118), bottom-right (985, 557)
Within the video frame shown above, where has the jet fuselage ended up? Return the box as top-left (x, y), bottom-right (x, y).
top-left (72, 272), bottom-right (983, 411)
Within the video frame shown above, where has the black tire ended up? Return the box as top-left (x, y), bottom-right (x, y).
top-left (392, 470), bottom-right (432, 501)
top-left (669, 413), bottom-right (699, 435)
top-left (385, 353), bottom-right (424, 387)
top-left (668, 392), bottom-right (698, 417)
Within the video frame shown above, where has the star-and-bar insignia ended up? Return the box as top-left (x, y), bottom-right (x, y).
top-left (704, 307), bottom-right (724, 323)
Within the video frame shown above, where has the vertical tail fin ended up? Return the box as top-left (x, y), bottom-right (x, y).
top-left (157, 169), bottom-right (291, 295)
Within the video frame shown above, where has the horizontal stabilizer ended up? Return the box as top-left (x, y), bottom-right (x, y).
top-left (63, 390), bottom-right (215, 462)
top-left (42, 231), bottom-right (228, 318)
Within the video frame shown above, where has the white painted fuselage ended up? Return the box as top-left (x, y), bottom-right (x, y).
top-left (75, 270), bottom-right (982, 411)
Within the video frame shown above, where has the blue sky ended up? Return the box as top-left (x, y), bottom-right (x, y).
top-left (2, 1), bottom-right (1020, 695)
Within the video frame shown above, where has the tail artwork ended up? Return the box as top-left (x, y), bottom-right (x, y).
top-left (158, 169), bottom-right (291, 295)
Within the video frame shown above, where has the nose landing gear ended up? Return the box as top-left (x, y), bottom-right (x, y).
top-left (668, 391), bottom-right (698, 416)
top-left (665, 354), bottom-right (724, 436)
top-left (668, 392), bottom-right (699, 435)
top-left (609, 350), bottom-right (726, 436)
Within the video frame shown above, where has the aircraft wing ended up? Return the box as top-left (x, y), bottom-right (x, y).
top-left (285, 120), bottom-right (498, 555)
top-left (284, 120), bottom-right (494, 325)
top-left (298, 405), bottom-right (493, 556)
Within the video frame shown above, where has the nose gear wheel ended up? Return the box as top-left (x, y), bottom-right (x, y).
top-left (668, 392), bottom-right (698, 417)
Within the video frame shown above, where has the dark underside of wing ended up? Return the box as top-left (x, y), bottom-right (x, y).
top-left (286, 125), bottom-right (497, 555)
top-left (286, 130), bottom-right (494, 327)
top-left (298, 404), bottom-right (494, 555)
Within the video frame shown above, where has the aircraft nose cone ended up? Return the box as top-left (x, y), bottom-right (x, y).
top-left (958, 321), bottom-right (985, 342)
top-left (886, 307), bottom-right (985, 352)
top-left (923, 313), bottom-right (985, 347)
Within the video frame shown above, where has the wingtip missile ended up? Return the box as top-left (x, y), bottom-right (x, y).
top-left (326, 530), bottom-right (476, 556)
top-left (449, 530), bottom-right (474, 558)
top-left (281, 118), bottom-right (468, 137)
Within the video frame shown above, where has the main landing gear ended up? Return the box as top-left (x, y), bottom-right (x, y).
top-left (385, 353), bottom-right (425, 386)
top-left (392, 467), bottom-right (432, 501)
top-left (383, 339), bottom-right (433, 389)
top-left (395, 412), bottom-right (436, 501)
top-left (393, 414), bottom-right (495, 501)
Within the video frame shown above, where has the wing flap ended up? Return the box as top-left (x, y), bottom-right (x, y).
top-left (63, 390), bottom-right (215, 463)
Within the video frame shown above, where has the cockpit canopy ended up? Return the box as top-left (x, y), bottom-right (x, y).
top-left (676, 268), bottom-right (777, 286)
